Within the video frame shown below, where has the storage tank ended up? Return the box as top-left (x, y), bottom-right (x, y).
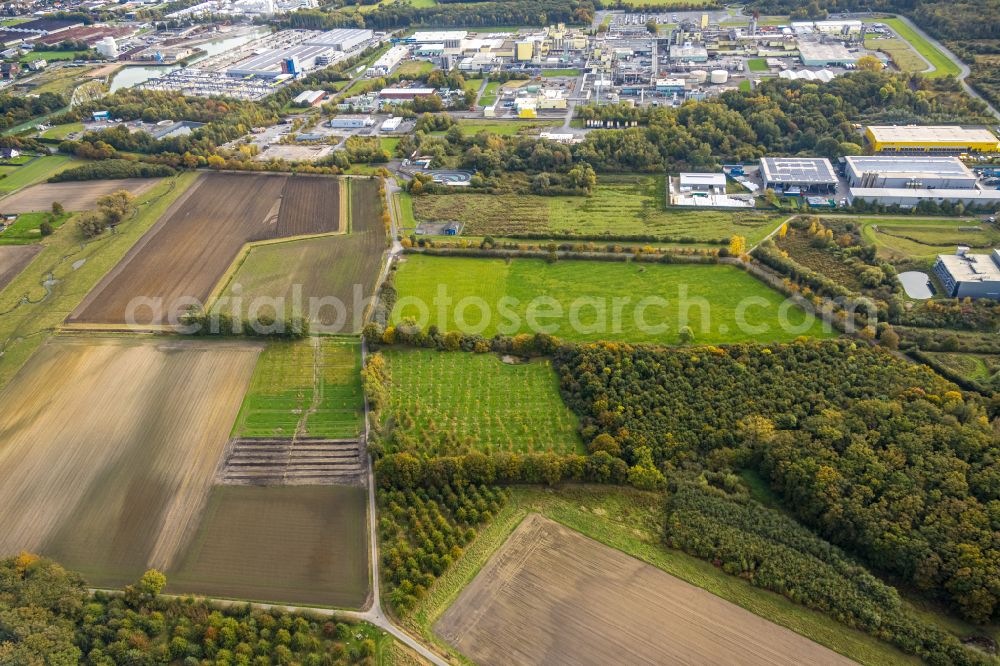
top-left (710, 69), bottom-right (729, 84)
top-left (689, 69), bottom-right (708, 84)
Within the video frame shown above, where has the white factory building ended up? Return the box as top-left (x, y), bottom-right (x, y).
top-left (367, 45), bottom-right (409, 77)
top-left (844, 156), bottom-right (977, 189)
top-left (302, 28), bottom-right (373, 51)
top-left (846, 156), bottom-right (1000, 208)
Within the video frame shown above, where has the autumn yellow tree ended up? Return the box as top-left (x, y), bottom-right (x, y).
top-left (729, 235), bottom-right (746, 256)
top-left (857, 55), bottom-right (883, 71)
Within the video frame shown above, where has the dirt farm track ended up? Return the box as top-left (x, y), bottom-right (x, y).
top-left (0, 335), bottom-right (260, 586)
top-left (0, 178), bottom-right (160, 212)
top-left (436, 514), bottom-right (855, 666)
top-left (68, 173), bottom-right (345, 325)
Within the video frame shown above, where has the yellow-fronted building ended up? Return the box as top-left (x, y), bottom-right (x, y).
top-left (866, 125), bottom-right (1000, 153)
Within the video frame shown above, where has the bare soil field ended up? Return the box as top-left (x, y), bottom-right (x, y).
top-left (213, 177), bottom-right (384, 331)
top-left (276, 176), bottom-right (343, 236)
top-left (67, 173), bottom-right (351, 326)
top-left (0, 178), bottom-right (160, 212)
top-left (0, 245), bottom-right (40, 290)
top-left (0, 335), bottom-right (259, 586)
top-left (168, 485), bottom-right (369, 607)
top-left (435, 514), bottom-right (855, 666)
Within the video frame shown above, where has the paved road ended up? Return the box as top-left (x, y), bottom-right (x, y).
top-left (877, 14), bottom-right (1000, 121)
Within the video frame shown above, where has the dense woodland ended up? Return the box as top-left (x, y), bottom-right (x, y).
top-left (0, 92), bottom-right (68, 131)
top-left (0, 555), bottom-right (385, 665)
top-left (666, 477), bottom-right (992, 664)
top-left (378, 483), bottom-right (508, 611)
top-left (554, 339), bottom-right (1000, 623)
top-left (276, 0), bottom-right (594, 30)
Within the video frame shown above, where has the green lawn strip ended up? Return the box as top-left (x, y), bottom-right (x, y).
top-left (878, 17), bottom-right (960, 78)
top-left (747, 58), bottom-right (768, 72)
top-left (0, 171), bottom-right (199, 390)
top-left (391, 255), bottom-right (832, 344)
top-left (0, 154), bottom-right (83, 194)
top-left (855, 216), bottom-right (1000, 261)
top-left (380, 348), bottom-right (583, 456)
top-left (19, 50), bottom-right (80, 62)
top-left (541, 69), bottom-right (580, 77)
top-left (395, 191), bottom-right (416, 232)
top-left (0, 211), bottom-right (71, 245)
top-left (865, 38), bottom-right (926, 73)
top-left (405, 485), bottom-right (920, 666)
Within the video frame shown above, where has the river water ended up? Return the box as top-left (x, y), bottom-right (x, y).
top-left (108, 27), bottom-right (268, 92)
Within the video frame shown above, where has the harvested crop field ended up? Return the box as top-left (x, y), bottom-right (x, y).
top-left (213, 177), bottom-right (384, 331)
top-left (0, 178), bottom-right (160, 212)
top-left (68, 173), bottom-right (347, 326)
top-left (436, 514), bottom-right (854, 666)
top-left (0, 244), bottom-right (40, 290)
top-left (0, 336), bottom-right (259, 586)
top-left (168, 485), bottom-right (369, 607)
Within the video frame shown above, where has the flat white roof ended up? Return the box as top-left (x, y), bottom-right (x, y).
top-left (867, 125), bottom-right (999, 144)
top-left (760, 157), bottom-right (837, 184)
top-left (680, 172), bottom-right (726, 186)
top-left (850, 186), bottom-right (1000, 201)
top-left (411, 30), bottom-right (466, 42)
top-left (844, 155), bottom-right (973, 178)
top-left (937, 252), bottom-right (1000, 283)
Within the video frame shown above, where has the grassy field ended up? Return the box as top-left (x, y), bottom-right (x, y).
top-left (395, 60), bottom-right (435, 77)
top-left (447, 118), bottom-right (562, 136)
top-left (40, 122), bottom-right (84, 140)
top-left (0, 172), bottom-right (199, 390)
top-left (747, 58), bottom-right (768, 72)
top-left (0, 336), bottom-right (259, 586)
top-left (391, 255), bottom-right (831, 344)
top-left (0, 211), bottom-right (70, 244)
top-left (856, 216), bottom-right (1000, 261)
top-left (406, 485), bottom-right (920, 666)
top-left (865, 37), bottom-right (926, 73)
top-left (233, 338), bottom-right (363, 440)
top-left (878, 17), bottom-right (960, 78)
top-left (411, 174), bottom-right (784, 242)
top-left (19, 50), bottom-right (80, 62)
top-left (380, 348), bottom-right (582, 456)
top-left (169, 485), bottom-right (369, 608)
top-left (0, 154), bottom-right (82, 195)
top-left (922, 351), bottom-right (999, 383)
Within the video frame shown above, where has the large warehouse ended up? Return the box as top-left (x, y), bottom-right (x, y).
top-left (845, 154), bottom-right (1000, 207)
top-left (759, 157), bottom-right (838, 193)
top-left (933, 248), bottom-right (1000, 299)
top-left (844, 156), bottom-right (978, 189)
top-left (302, 28), bottom-right (373, 51)
top-left (798, 42), bottom-right (857, 67)
top-left (866, 125), bottom-right (1000, 153)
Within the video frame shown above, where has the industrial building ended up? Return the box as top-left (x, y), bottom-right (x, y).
top-left (226, 43), bottom-right (336, 78)
top-left (933, 248), bottom-right (1000, 299)
top-left (844, 156), bottom-right (977, 189)
top-left (798, 41), bottom-right (857, 67)
top-left (293, 90), bottom-right (326, 106)
top-left (379, 87), bottom-right (436, 102)
top-left (381, 116), bottom-right (403, 132)
top-left (678, 172), bottom-right (726, 194)
top-left (866, 125), bottom-right (1000, 153)
top-left (328, 115), bottom-right (374, 129)
top-left (367, 45), bottom-right (408, 77)
top-left (669, 44), bottom-right (708, 63)
top-left (302, 28), bottom-right (372, 51)
top-left (759, 157), bottom-right (837, 193)
top-left (406, 31), bottom-right (466, 50)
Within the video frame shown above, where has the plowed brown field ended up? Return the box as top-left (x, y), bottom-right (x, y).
top-left (0, 178), bottom-right (160, 212)
top-left (0, 335), bottom-right (260, 586)
top-left (276, 176), bottom-right (343, 236)
top-left (0, 245), bottom-right (40, 290)
top-left (68, 173), bottom-right (347, 326)
top-left (435, 514), bottom-right (855, 666)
